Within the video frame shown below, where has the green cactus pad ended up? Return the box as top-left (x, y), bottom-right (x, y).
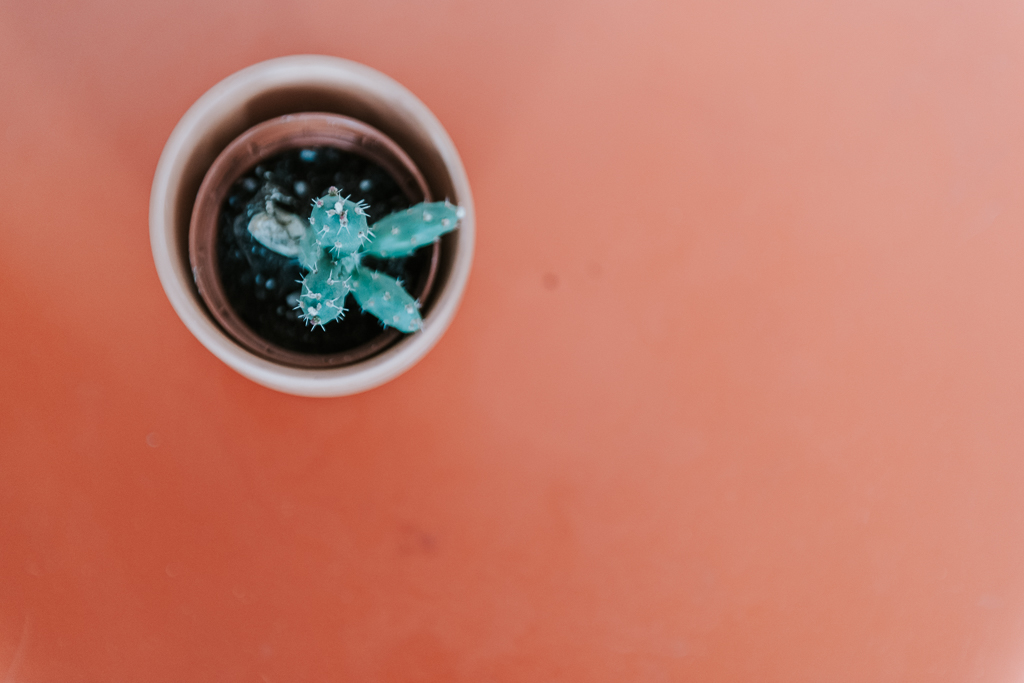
top-left (297, 260), bottom-right (351, 327)
top-left (363, 201), bottom-right (462, 258)
top-left (296, 222), bottom-right (323, 272)
top-left (309, 189), bottom-right (370, 256)
top-left (349, 266), bottom-right (422, 333)
top-left (337, 250), bottom-right (362, 274)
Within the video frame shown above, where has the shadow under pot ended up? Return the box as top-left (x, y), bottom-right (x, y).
top-left (189, 113), bottom-right (439, 368)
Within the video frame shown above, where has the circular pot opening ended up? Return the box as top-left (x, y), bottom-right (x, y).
top-left (190, 113), bottom-right (439, 368)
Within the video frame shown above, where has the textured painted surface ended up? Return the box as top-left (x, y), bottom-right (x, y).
top-left (2, 0), bottom-right (1024, 680)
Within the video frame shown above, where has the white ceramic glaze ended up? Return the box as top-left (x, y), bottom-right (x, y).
top-left (150, 55), bottom-right (475, 397)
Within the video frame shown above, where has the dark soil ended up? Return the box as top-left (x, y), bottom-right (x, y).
top-left (217, 146), bottom-right (431, 356)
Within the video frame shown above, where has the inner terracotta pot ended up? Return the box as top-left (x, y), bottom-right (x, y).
top-left (189, 113), bottom-right (438, 368)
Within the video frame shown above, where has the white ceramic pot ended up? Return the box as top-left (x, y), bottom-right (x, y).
top-left (150, 55), bottom-right (475, 397)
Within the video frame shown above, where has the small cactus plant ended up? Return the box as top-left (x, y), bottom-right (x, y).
top-left (246, 186), bottom-right (462, 332)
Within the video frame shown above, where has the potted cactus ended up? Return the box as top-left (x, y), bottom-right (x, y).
top-left (150, 56), bottom-right (475, 396)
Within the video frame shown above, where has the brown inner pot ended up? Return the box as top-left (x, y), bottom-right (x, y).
top-left (189, 113), bottom-right (438, 368)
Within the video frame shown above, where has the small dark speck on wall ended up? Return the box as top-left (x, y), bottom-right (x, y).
top-left (398, 524), bottom-right (438, 556)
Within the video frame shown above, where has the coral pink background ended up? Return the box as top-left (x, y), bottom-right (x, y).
top-left (3, 0), bottom-right (1024, 680)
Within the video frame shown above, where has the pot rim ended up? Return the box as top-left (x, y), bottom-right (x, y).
top-left (150, 55), bottom-right (475, 397)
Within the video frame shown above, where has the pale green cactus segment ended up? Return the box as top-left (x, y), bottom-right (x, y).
top-left (309, 188), bottom-right (370, 256)
top-left (337, 249), bottom-right (362, 274)
top-left (363, 201), bottom-right (462, 258)
top-left (350, 266), bottom-right (422, 333)
top-left (296, 223), bottom-right (323, 272)
top-left (297, 260), bottom-right (351, 327)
